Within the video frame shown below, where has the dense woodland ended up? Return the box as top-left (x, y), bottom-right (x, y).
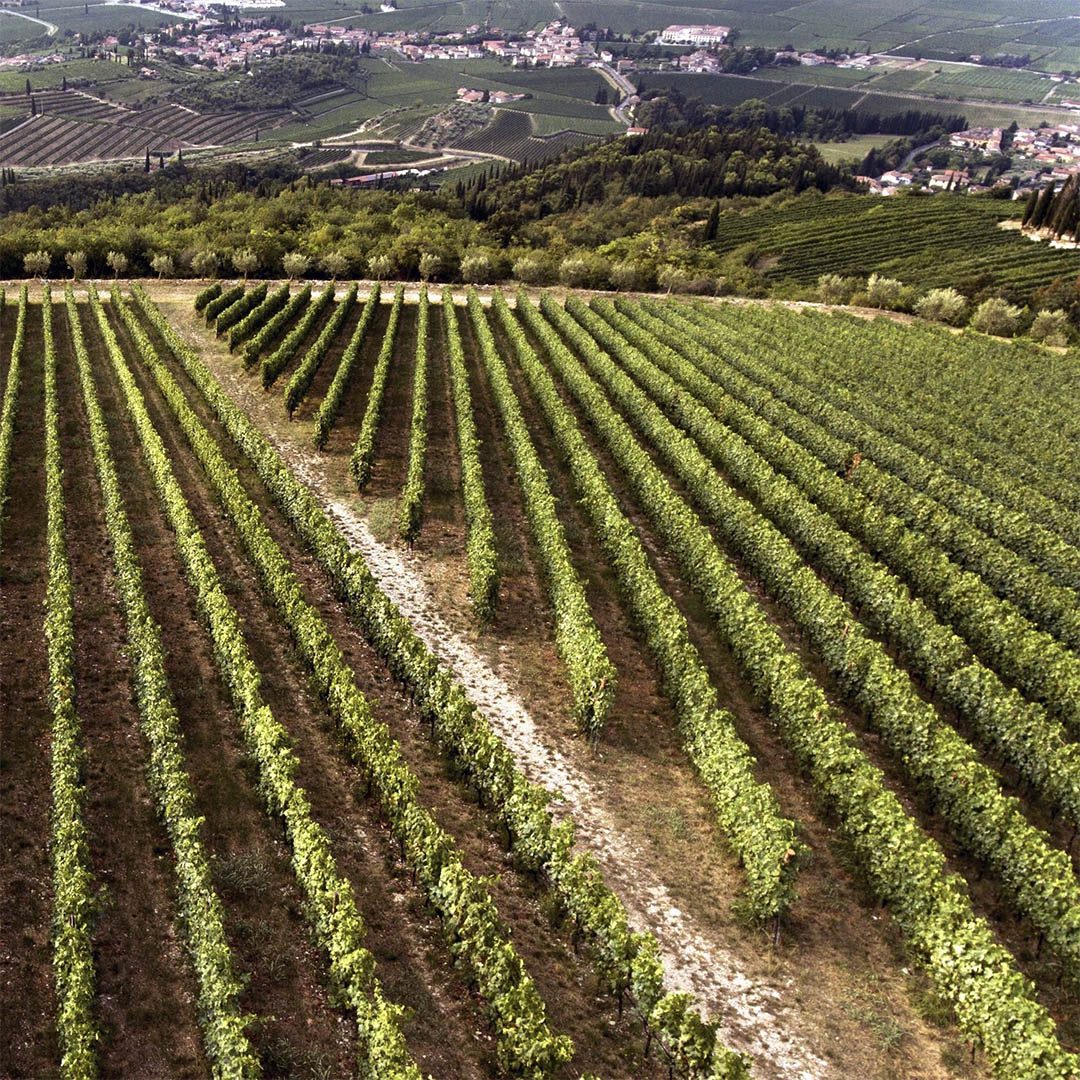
top-left (459, 119), bottom-right (849, 225)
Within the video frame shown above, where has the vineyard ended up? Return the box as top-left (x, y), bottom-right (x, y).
top-left (710, 194), bottom-right (1080, 299)
top-left (0, 89), bottom-right (288, 166)
top-left (451, 109), bottom-right (600, 163)
top-left (1, 279), bottom-right (1079, 1080)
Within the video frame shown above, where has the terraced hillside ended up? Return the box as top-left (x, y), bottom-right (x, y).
top-left (0, 89), bottom-right (288, 166)
top-left (710, 194), bottom-right (1080, 297)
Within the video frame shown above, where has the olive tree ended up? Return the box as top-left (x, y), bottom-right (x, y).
top-left (367, 253), bottom-right (394, 281)
top-left (418, 252), bottom-right (442, 282)
top-left (864, 273), bottom-right (904, 310)
top-left (282, 251), bottom-right (311, 280)
top-left (817, 272), bottom-right (857, 305)
top-left (231, 247), bottom-right (259, 280)
top-left (322, 251), bottom-right (349, 281)
top-left (65, 251), bottom-right (87, 280)
top-left (609, 260), bottom-right (653, 292)
top-left (150, 253), bottom-right (175, 279)
top-left (512, 254), bottom-right (550, 285)
top-left (914, 287), bottom-right (967, 325)
top-left (558, 254), bottom-right (610, 290)
top-left (1028, 308), bottom-right (1071, 347)
top-left (969, 297), bottom-right (1024, 337)
top-left (191, 249), bottom-right (220, 278)
top-left (459, 250), bottom-right (498, 285)
top-left (23, 250), bottom-right (51, 278)
top-left (106, 250), bottom-right (128, 278)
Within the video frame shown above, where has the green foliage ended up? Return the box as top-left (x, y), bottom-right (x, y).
top-left (864, 272), bottom-right (905, 310)
top-left (283, 283), bottom-right (358, 416)
top-left (655, 302), bottom-right (1080, 730)
top-left (399, 288), bottom-right (428, 543)
top-left (510, 291), bottom-right (803, 917)
top-left (133, 284), bottom-right (750, 1080)
top-left (442, 292), bottom-right (499, 621)
top-left (215, 283), bottom-right (268, 337)
top-left (203, 284), bottom-right (244, 325)
top-left (227, 283), bottom-right (289, 351)
top-left (241, 285), bottom-right (310, 365)
top-left (65, 289), bottom-right (260, 1078)
top-left (589, 297), bottom-right (1080, 982)
top-left (350, 286), bottom-right (403, 484)
top-left (193, 281), bottom-right (221, 312)
top-left (260, 285), bottom-right (333, 388)
top-left (472, 291), bottom-right (616, 739)
top-left (123, 288), bottom-right (575, 1079)
top-left (311, 284), bottom-right (381, 449)
top-left (43, 287), bottom-right (99, 1080)
top-left (816, 272), bottom-right (857, 305)
top-left (94, 286), bottom-right (420, 1080)
top-left (0, 285), bottom-right (27, 556)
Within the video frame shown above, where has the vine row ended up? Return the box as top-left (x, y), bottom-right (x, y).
top-left (90, 286), bottom-right (420, 1080)
top-left (133, 284), bottom-right (751, 1080)
top-left (65, 289), bottom-right (260, 1078)
top-left (351, 285), bottom-right (403, 487)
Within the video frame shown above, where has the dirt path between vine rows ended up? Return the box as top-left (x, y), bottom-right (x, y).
top-left (199, 344), bottom-right (832, 1079)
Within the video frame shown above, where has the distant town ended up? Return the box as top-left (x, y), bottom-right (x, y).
top-left (858, 123), bottom-right (1080, 197)
top-left (5, 10), bottom-right (1080, 193)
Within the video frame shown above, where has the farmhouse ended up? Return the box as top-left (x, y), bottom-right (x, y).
top-left (658, 24), bottom-right (729, 47)
top-left (929, 169), bottom-right (968, 190)
top-left (949, 127), bottom-right (1003, 154)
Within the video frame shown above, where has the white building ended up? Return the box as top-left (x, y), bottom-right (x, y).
top-left (658, 24), bottom-right (729, 47)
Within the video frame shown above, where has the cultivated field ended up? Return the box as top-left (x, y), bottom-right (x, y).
top-left (0, 88), bottom-right (287, 166)
top-left (449, 110), bottom-right (600, 162)
top-left (709, 194), bottom-right (1080, 299)
top-left (1, 278), bottom-right (1078, 1079)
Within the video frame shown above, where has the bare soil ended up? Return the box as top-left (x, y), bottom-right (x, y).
top-left (58, 303), bottom-right (207, 1078)
top-left (0, 301), bottom-right (58, 1078)
top-left (165, 291), bottom-right (986, 1080)
top-left (135, 298), bottom-right (669, 1079)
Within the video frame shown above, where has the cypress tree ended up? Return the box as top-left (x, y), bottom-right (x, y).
top-left (1021, 188), bottom-right (1039, 227)
top-left (703, 199), bottom-right (719, 242)
top-left (1031, 181), bottom-right (1056, 230)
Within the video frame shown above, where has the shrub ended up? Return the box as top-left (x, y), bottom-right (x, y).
top-left (1028, 308), bottom-right (1071, 347)
top-left (282, 251), bottom-right (311, 280)
top-left (970, 296), bottom-right (1024, 337)
top-left (865, 273), bottom-right (904, 310)
top-left (23, 250), bottom-right (51, 277)
top-left (915, 287), bottom-right (967, 325)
